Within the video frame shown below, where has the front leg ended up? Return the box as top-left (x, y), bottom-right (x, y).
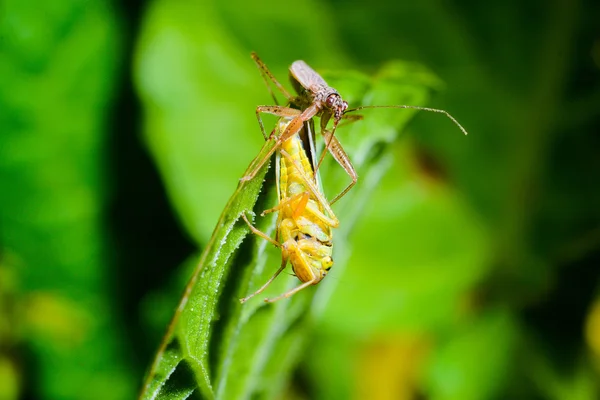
top-left (241, 108), bottom-right (302, 183)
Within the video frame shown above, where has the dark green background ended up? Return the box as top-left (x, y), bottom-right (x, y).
top-left (1, 0), bottom-right (599, 398)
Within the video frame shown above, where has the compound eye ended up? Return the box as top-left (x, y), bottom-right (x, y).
top-left (323, 256), bottom-right (333, 271)
top-left (326, 94), bottom-right (337, 107)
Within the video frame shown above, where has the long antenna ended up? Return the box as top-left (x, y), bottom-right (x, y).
top-left (346, 105), bottom-right (468, 135)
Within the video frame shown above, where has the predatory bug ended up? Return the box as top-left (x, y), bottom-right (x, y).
top-left (240, 117), bottom-right (338, 303)
top-left (242, 53), bottom-right (468, 204)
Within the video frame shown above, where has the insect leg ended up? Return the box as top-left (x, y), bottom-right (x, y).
top-left (241, 213), bottom-right (281, 248)
top-left (291, 192), bottom-right (309, 220)
top-left (255, 105), bottom-right (300, 141)
top-left (311, 115), bottom-right (361, 204)
top-left (243, 105), bottom-right (319, 183)
top-left (279, 148), bottom-right (339, 228)
top-left (337, 113), bottom-right (364, 128)
top-left (321, 130), bottom-right (358, 205)
top-left (264, 278), bottom-right (318, 303)
top-left (260, 192), bottom-right (306, 216)
top-left (243, 105), bottom-right (321, 183)
top-left (241, 107), bottom-right (303, 183)
top-left (251, 52), bottom-right (294, 104)
top-left (240, 256), bottom-right (289, 304)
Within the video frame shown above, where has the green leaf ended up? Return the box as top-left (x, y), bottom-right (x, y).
top-left (0, 1), bottom-right (135, 398)
top-left (425, 309), bottom-right (518, 400)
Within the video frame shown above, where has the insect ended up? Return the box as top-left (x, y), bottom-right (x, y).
top-left (240, 117), bottom-right (338, 303)
top-left (240, 55), bottom-right (468, 302)
top-left (241, 53), bottom-right (468, 204)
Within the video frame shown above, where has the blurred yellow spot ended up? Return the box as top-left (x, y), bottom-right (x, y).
top-left (24, 292), bottom-right (92, 347)
top-left (585, 298), bottom-right (600, 357)
top-left (0, 357), bottom-right (20, 399)
top-left (355, 334), bottom-right (430, 400)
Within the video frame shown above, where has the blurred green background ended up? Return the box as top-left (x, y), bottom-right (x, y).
top-left (2, 0), bottom-right (600, 399)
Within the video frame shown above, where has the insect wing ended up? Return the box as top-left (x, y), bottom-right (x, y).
top-left (274, 118), bottom-right (290, 205)
top-left (275, 142), bottom-right (282, 203)
top-left (303, 119), bottom-right (325, 195)
top-left (290, 60), bottom-right (329, 90)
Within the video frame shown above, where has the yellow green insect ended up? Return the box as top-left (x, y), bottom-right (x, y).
top-left (240, 117), bottom-right (338, 303)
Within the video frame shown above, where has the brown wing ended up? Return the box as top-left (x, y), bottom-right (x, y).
top-left (290, 60), bottom-right (328, 90)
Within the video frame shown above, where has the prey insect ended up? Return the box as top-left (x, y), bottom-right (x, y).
top-left (240, 117), bottom-right (338, 303)
top-left (242, 53), bottom-right (468, 204)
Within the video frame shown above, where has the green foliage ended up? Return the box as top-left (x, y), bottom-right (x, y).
top-left (2, 0), bottom-right (599, 399)
top-left (0, 1), bottom-right (134, 399)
